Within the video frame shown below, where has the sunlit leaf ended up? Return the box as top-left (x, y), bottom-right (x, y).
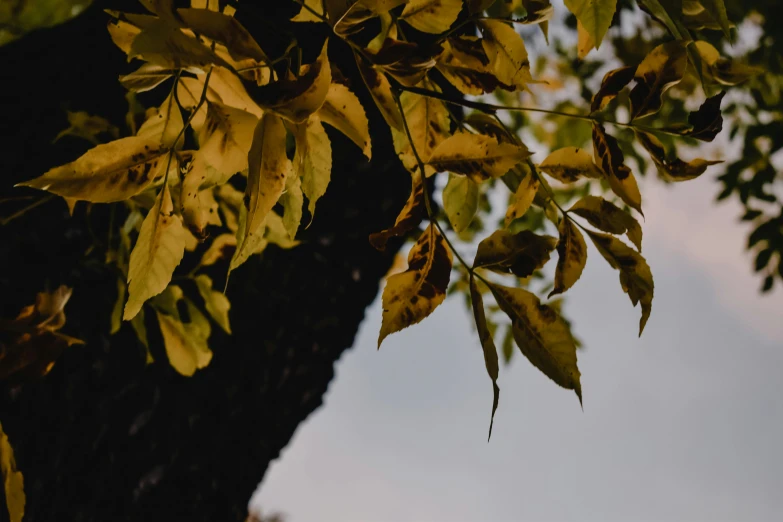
top-left (479, 19), bottom-right (532, 88)
top-left (356, 53), bottom-right (404, 130)
top-left (317, 83), bottom-right (372, 159)
top-left (129, 18), bottom-right (231, 70)
top-left (177, 7), bottom-right (267, 62)
top-left (428, 132), bottom-right (529, 182)
top-left (281, 172), bottom-right (304, 240)
top-left (119, 63), bottom-right (174, 93)
top-left (538, 146), bottom-right (602, 183)
top-left (391, 87), bottom-right (450, 175)
top-left (291, 116), bottom-right (333, 219)
top-left (505, 169), bottom-right (539, 226)
top-left (154, 286), bottom-right (212, 376)
top-left (443, 174), bottom-right (479, 233)
top-left (137, 92), bottom-right (183, 148)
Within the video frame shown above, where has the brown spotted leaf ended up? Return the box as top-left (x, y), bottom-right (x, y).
top-left (137, 92), bottom-right (184, 148)
top-left (550, 217), bottom-right (587, 297)
top-left (475, 229), bottom-right (556, 278)
top-left (17, 136), bottom-right (166, 203)
top-left (539, 146), bottom-right (603, 183)
top-left (401, 0), bottom-right (462, 33)
top-left (590, 64), bottom-right (636, 113)
top-left (177, 7), bottom-right (267, 62)
top-left (370, 174), bottom-right (426, 250)
top-left (569, 195), bottom-right (642, 251)
top-left (488, 282), bottom-right (582, 403)
top-left (592, 123), bottom-right (643, 214)
top-left (355, 53), bottom-right (404, 130)
top-left (317, 83), bottom-right (371, 159)
top-left (469, 275), bottom-right (500, 440)
top-left (587, 230), bottom-right (654, 335)
top-left (629, 40), bottom-right (688, 120)
top-left (427, 132), bottom-right (530, 182)
top-left (479, 19), bottom-right (532, 89)
top-left (505, 170), bottom-right (539, 226)
top-left (635, 130), bottom-right (721, 182)
top-left (379, 223), bottom-right (453, 346)
top-left (391, 86), bottom-right (451, 176)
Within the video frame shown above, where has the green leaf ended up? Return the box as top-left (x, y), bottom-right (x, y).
top-left (488, 282), bottom-right (582, 403)
top-left (443, 174), bottom-right (479, 233)
top-left (550, 217), bottom-right (588, 297)
top-left (469, 275), bottom-right (500, 441)
top-left (564, 0), bottom-right (618, 48)
top-left (538, 146), bottom-right (603, 183)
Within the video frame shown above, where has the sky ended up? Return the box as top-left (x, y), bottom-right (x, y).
top-left (250, 173), bottom-right (783, 522)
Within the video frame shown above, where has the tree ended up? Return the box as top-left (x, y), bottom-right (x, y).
top-left (1, 1), bottom-right (780, 520)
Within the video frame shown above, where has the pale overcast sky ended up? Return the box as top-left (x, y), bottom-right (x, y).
top-left (251, 174), bottom-right (783, 522)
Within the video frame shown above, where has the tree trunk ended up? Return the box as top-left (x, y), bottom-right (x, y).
top-left (0, 3), bottom-right (410, 520)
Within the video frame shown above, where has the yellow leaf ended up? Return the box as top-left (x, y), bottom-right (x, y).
top-left (199, 233), bottom-right (237, 267)
top-left (0, 422), bottom-right (24, 522)
top-left (634, 130), bottom-right (721, 182)
top-left (229, 205), bottom-right (269, 272)
top-left (592, 123), bottom-right (642, 214)
top-left (370, 174), bottom-right (426, 250)
top-left (629, 40), bottom-right (688, 120)
top-left (192, 101), bottom-right (259, 185)
top-left (155, 292), bottom-right (212, 376)
top-left (137, 92), bottom-right (183, 148)
top-left (469, 276), bottom-right (500, 440)
top-left (254, 42), bottom-right (331, 123)
top-left (292, 0), bottom-right (326, 21)
top-left (204, 66), bottom-right (264, 116)
top-left (564, 0), bottom-right (617, 48)
top-left (391, 86), bottom-right (450, 175)
top-left (291, 116), bottom-right (333, 219)
top-left (692, 41), bottom-right (763, 86)
top-left (427, 132), bottom-right (530, 182)
top-left (488, 282), bottom-right (582, 403)
top-left (17, 136), bottom-right (167, 203)
top-left (479, 19), bottom-right (532, 88)
top-left (107, 17), bottom-right (142, 54)
top-left (550, 217), bottom-right (587, 297)
top-left (569, 195), bottom-right (642, 250)
top-left (379, 223), bottom-right (453, 346)
top-left (505, 169), bottom-right (539, 226)
top-left (590, 64), bottom-right (636, 113)
top-left (317, 83), bottom-right (372, 159)
top-left (280, 172), bottom-right (304, 240)
top-left (177, 7), bottom-right (267, 62)
top-left (443, 174), bottom-right (479, 233)
top-left (194, 274), bottom-right (231, 333)
top-left (119, 63), bottom-right (175, 93)
top-left (180, 172), bottom-right (221, 239)
top-left (356, 53), bottom-right (404, 130)
top-left (577, 20), bottom-right (595, 59)
top-left (475, 229), bottom-right (556, 278)
top-left (237, 113), bottom-right (290, 264)
top-left (53, 110), bottom-right (119, 145)
top-left (123, 185), bottom-right (188, 320)
top-left (401, 0), bottom-right (462, 33)
top-left (538, 146), bottom-right (603, 183)
top-left (129, 18), bottom-right (230, 70)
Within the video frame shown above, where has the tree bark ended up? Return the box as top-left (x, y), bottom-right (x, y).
top-left (0, 3), bottom-right (410, 520)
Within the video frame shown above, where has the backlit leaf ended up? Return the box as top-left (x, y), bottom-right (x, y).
top-left (128, 18), bottom-right (230, 70)
top-left (401, 0), bottom-right (462, 33)
top-left (370, 174), bottom-right (426, 250)
top-left (569, 195), bottom-right (642, 250)
top-left (292, 0), bottom-right (326, 21)
top-left (479, 19), bottom-right (532, 88)
top-left (193, 101), bottom-right (259, 185)
top-left (391, 87), bottom-right (450, 176)
top-left (550, 217), bottom-right (587, 297)
top-left (577, 20), bottom-right (595, 59)
top-left (539, 146), bottom-right (602, 183)
top-left (629, 40), bottom-right (688, 120)
top-left (281, 173), bottom-right (304, 240)
top-left (443, 174), bottom-right (479, 233)
top-left (469, 276), bottom-right (500, 440)
top-left (564, 0), bottom-right (618, 48)
top-left (194, 274), bottom-right (231, 333)
top-left (692, 41), bottom-right (763, 86)
top-left (505, 169), bottom-right (539, 226)
top-left (590, 64), bottom-right (636, 113)
top-left (592, 123), bottom-right (643, 214)
top-left (0, 422), bottom-right (24, 522)
top-left (137, 92), bottom-right (183, 148)
top-left (587, 230), bottom-right (655, 335)
top-left (635, 130), bottom-right (721, 182)
top-left (356, 53), bottom-right (404, 130)
top-left (291, 116), bottom-right (333, 219)
top-left (475, 229), bottom-right (557, 278)
top-left (177, 7), bottom-right (267, 62)
top-left (379, 223), bottom-right (453, 346)
top-left (317, 83), bottom-right (372, 159)
top-left (699, 0), bottom-right (730, 38)
top-left (18, 136), bottom-right (166, 203)
top-left (155, 295), bottom-right (212, 376)
top-left (124, 185), bottom-right (188, 320)
top-left (488, 282), bottom-right (582, 403)
top-left (427, 132), bottom-right (529, 182)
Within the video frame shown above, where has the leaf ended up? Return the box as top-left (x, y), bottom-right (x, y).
top-left (469, 276), bottom-right (500, 440)
top-left (592, 123), bottom-right (643, 214)
top-left (475, 229), bottom-right (557, 278)
top-left (237, 113), bottom-right (290, 263)
top-left (368, 38), bottom-right (441, 87)
top-left (427, 132), bottom-right (530, 182)
top-left (252, 41), bottom-right (331, 123)
top-left (437, 39), bottom-right (508, 95)
top-left (550, 217), bottom-right (587, 297)
top-left (538, 146), bottom-right (603, 183)
top-left (137, 92), bottom-right (183, 148)
top-left (443, 174), bottom-right (479, 233)
top-left (0, 422), bottom-right (24, 522)
top-left (379, 223), bottom-right (453, 346)
top-left (683, 91), bottom-right (726, 142)
top-left (180, 170), bottom-right (221, 239)
top-left (199, 233), bottom-right (237, 267)
top-left (119, 63), bottom-right (174, 93)
top-left (177, 7), bottom-right (267, 62)
top-left (699, 0), bottom-right (730, 38)
top-left (356, 53), bottom-right (404, 130)
top-left (369, 174), bottom-right (426, 250)
top-left (281, 173), bottom-right (304, 240)
top-left (586, 230), bottom-right (654, 335)
top-left (129, 18), bottom-right (230, 70)
top-left (479, 19), bottom-right (531, 88)
top-left (292, 0), bottom-right (326, 21)
top-left (591, 64), bottom-right (636, 113)
top-left (635, 130), bottom-right (721, 182)
top-left (391, 87), bottom-right (450, 176)
top-left (569, 195), bottom-right (642, 250)
top-left (488, 282), bottom-right (582, 403)
top-left (629, 40), bottom-right (688, 120)
top-left (317, 83), bottom-right (372, 159)
top-left (229, 206), bottom-right (269, 271)
top-left (468, 0), bottom-right (496, 13)
top-left (192, 101), bottom-right (259, 185)
top-left (53, 110), bottom-right (119, 145)
top-left (291, 116), bottom-right (333, 219)
top-left (155, 300), bottom-right (212, 376)
top-left (564, 0), bottom-right (618, 48)
top-left (505, 170), bottom-right (539, 226)
top-left (692, 41), bottom-right (763, 86)
top-left (401, 0), bottom-right (462, 33)
top-left (123, 185), bottom-right (188, 320)
top-left (17, 136), bottom-right (167, 203)
top-left (194, 274), bottom-right (231, 333)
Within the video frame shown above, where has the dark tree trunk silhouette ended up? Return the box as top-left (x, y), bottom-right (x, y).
top-left (0, 3), bottom-right (410, 520)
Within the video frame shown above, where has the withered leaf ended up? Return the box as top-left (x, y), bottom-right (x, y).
top-left (475, 229), bottom-right (557, 278)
